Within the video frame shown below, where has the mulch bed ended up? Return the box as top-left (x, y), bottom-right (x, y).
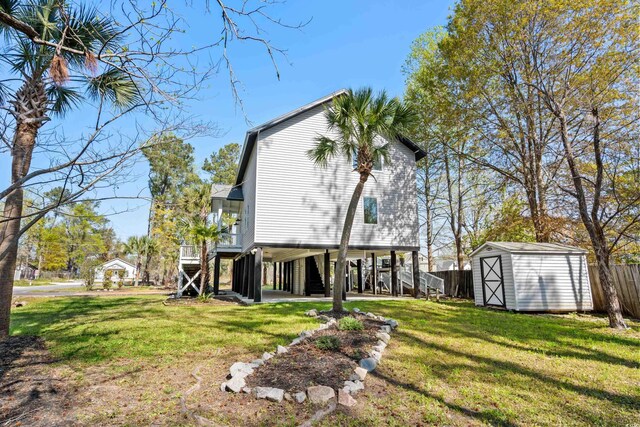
top-left (246, 313), bottom-right (384, 392)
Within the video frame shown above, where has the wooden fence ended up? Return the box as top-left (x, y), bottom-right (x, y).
top-left (589, 264), bottom-right (640, 319)
top-left (430, 270), bottom-right (474, 299)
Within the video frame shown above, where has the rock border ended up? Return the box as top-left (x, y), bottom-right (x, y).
top-left (221, 307), bottom-right (398, 407)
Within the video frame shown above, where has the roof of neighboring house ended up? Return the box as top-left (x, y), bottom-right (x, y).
top-left (235, 89), bottom-right (428, 185)
top-left (470, 242), bottom-right (588, 257)
top-left (102, 258), bottom-right (136, 269)
top-left (211, 184), bottom-right (244, 201)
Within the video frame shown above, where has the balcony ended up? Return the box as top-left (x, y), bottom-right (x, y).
top-left (180, 245), bottom-right (200, 265)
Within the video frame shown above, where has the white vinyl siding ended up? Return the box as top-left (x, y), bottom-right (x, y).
top-left (511, 254), bottom-right (592, 311)
top-left (471, 247), bottom-right (516, 308)
top-left (240, 146), bottom-right (257, 252)
top-left (252, 104), bottom-right (419, 249)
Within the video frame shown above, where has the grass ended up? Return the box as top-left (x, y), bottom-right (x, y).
top-left (9, 296), bottom-right (640, 426)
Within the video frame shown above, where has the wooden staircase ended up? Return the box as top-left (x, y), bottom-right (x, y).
top-left (305, 256), bottom-right (325, 295)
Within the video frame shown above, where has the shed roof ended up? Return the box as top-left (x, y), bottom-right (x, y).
top-left (470, 242), bottom-right (588, 257)
top-left (234, 89), bottom-right (427, 185)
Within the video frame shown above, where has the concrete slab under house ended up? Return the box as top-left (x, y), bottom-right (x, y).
top-left (178, 90), bottom-right (446, 301)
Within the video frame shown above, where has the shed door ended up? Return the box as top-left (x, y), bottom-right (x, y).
top-left (480, 255), bottom-right (506, 307)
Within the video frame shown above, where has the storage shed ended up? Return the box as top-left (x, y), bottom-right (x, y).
top-left (470, 242), bottom-right (593, 312)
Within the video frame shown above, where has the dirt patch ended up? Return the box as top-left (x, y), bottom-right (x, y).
top-left (163, 296), bottom-right (240, 306)
top-left (247, 314), bottom-right (383, 392)
top-left (0, 336), bottom-right (74, 427)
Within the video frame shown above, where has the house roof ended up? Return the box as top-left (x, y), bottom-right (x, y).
top-left (234, 90), bottom-right (428, 185)
top-left (470, 241), bottom-right (588, 257)
top-left (102, 258), bottom-right (136, 268)
top-left (211, 184), bottom-right (244, 201)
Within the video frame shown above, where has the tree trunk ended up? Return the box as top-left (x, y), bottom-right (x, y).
top-left (0, 123), bottom-right (40, 339)
top-left (333, 175), bottom-right (368, 312)
top-left (556, 107), bottom-right (626, 329)
top-left (134, 255), bottom-right (141, 287)
top-left (199, 240), bottom-right (208, 295)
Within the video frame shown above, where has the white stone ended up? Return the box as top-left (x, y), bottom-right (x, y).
top-left (376, 332), bottom-right (391, 343)
top-left (353, 308), bottom-right (361, 313)
top-left (230, 362), bottom-right (254, 377)
top-left (242, 387), bottom-right (252, 394)
top-left (305, 309), bottom-right (318, 317)
top-left (262, 352), bottom-right (274, 361)
top-left (365, 312), bottom-right (376, 318)
top-left (220, 382), bottom-right (227, 392)
top-left (225, 375), bottom-right (246, 393)
top-left (343, 380), bottom-right (365, 394)
top-left (290, 337), bottom-right (303, 346)
top-left (299, 330), bottom-right (313, 338)
top-left (254, 386), bottom-right (285, 402)
top-left (317, 323), bottom-right (329, 331)
top-left (384, 319), bottom-right (399, 329)
top-left (380, 325), bottom-right (392, 333)
top-left (359, 357), bottom-right (377, 372)
top-left (373, 343), bottom-right (386, 353)
top-left (370, 350), bottom-right (382, 361)
top-left (353, 367), bottom-right (367, 381)
top-left (284, 392), bottom-right (292, 401)
top-left (277, 345), bottom-right (288, 354)
top-left (306, 385), bottom-right (335, 404)
top-left (338, 389), bottom-right (357, 407)
top-left (251, 359), bottom-right (264, 366)
top-left (294, 391), bottom-right (307, 403)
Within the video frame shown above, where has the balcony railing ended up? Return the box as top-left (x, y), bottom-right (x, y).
top-left (216, 233), bottom-right (242, 250)
top-left (180, 245), bottom-right (200, 262)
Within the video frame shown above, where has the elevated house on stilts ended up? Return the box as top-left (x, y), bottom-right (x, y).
top-left (178, 90), bottom-right (443, 301)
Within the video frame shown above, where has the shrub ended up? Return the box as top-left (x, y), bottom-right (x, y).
top-left (315, 335), bottom-right (340, 351)
top-left (103, 270), bottom-right (113, 290)
top-left (116, 270), bottom-right (125, 289)
top-left (338, 317), bottom-right (364, 331)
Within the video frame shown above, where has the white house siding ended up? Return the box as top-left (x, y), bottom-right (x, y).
top-left (511, 253), bottom-right (592, 311)
top-left (253, 104), bottom-right (419, 250)
top-left (240, 145), bottom-right (258, 252)
top-left (471, 247), bottom-right (516, 308)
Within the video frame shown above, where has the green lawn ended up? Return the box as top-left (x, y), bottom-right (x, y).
top-left (9, 296), bottom-right (640, 426)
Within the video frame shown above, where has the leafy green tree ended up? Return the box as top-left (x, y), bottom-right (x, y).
top-left (142, 134), bottom-right (197, 282)
top-left (202, 142), bottom-right (241, 185)
top-left (308, 88), bottom-right (415, 311)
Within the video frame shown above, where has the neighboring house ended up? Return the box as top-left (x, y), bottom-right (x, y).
top-left (470, 242), bottom-right (593, 312)
top-left (96, 258), bottom-right (137, 283)
top-left (179, 90), bottom-right (426, 299)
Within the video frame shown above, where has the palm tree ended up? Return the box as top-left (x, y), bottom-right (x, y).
top-left (123, 236), bottom-right (144, 287)
top-left (181, 182), bottom-right (221, 295)
top-left (0, 0), bottom-right (139, 338)
top-left (184, 218), bottom-right (225, 295)
top-left (308, 88), bottom-right (415, 312)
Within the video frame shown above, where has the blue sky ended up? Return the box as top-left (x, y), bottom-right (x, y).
top-left (1, 0), bottom-right (455, 240)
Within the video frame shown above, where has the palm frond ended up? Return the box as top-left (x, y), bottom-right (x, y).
top-left (308, 135), bottom-right (339, 167)
top-left (86, 68), bottom-right (140, 109)
top-left (63, 3), bottom-right (121, 66)
top-left (47, 84), bottom-right (83, 116)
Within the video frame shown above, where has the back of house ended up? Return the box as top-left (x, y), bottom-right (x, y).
top-left (202, 90), bottom-right (426, 300)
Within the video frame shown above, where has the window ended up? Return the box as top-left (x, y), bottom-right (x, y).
top-left (364, 197), bottom-right (378, 224)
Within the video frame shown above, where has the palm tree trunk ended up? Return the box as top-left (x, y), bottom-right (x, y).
top-left (0, 122), bottom-right (39, 339)
top-left (333, 175), bottom-right (368, 312)
top-left (134, 255), bottom-right (140, 287)
top-left (199, 240), bottom-right (208, 295)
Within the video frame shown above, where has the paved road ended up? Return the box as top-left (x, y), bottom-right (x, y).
top-left (13, 282), bottom-right (171, 298)
top-left (13, 281), bottom-right (84, 296)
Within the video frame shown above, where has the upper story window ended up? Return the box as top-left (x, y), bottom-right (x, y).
top-left (352, 149), bottom-right (383, 171)
top-left (363, 197), bottom-right (378, 224)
